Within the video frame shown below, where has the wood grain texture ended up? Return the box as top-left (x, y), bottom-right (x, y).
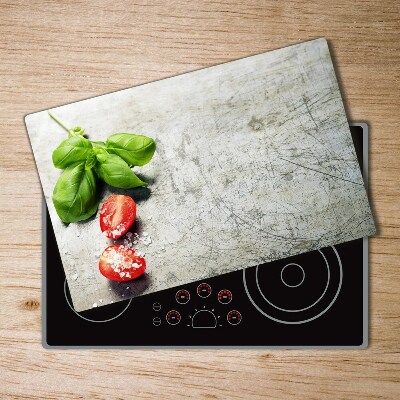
top-left (0, 0), bottom-right (399, 399)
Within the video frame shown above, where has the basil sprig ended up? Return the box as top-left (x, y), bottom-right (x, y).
top-left (49, 112), bottom-right (156, 223)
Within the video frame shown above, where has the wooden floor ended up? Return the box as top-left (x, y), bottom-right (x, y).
top-left (0, 1), bottom-right (399, 399)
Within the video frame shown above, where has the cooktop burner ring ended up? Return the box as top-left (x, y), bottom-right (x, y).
top-left (243, 246), bottom-right (343, 324)
top-left (256, 249), bottom-right (331, 313)
top-left (280, 263), bottom-right (306, 288)
top-left (64, 280), bottom-right (133, 323)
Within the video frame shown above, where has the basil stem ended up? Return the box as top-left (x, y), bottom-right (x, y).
top-left (48, 111), bottom-right (84, 137)
top-left (49, 111), bottom-right (71, 132)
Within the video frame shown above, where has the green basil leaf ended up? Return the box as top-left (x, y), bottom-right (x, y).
top-left (85, 151), bottom-right (97, 170)
top-left (95, 154), bottom-right (147, 189)
top-left (52, 163), bottom-right (99, 223)
top-left (91, 141), bottom-right (106, 147)
top-left (106, 133), bottom-right (156, 166)
top-left (52, 136), bottom-right (93, 169)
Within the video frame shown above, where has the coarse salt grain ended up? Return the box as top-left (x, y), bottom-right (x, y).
top-left (92, 303), bottom-right (98, 308)
top-left (99, 299), bottom-right (103, 303)
top-left (143, 232), bottom-right (149, 237)
top-left (142, 237), bottom-right (152, 245)
top-left (72, 273), bottom-right (78, 281)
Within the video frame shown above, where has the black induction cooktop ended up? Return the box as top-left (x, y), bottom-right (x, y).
top-left (43, 123), bottom-right (369, 348)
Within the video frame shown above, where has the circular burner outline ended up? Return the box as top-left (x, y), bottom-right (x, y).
top-left (280, 263), bottom-right (306, 288)
top-left (64, 279), bottom-right (132, 323)
top-left (243, 246), bottom-right (343, 324)
top-left (256, 250), bottom-right (330, 313)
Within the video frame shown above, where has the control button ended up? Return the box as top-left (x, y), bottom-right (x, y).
top-left (176, 289), bottom-right (190, 304)
top-left (218, 289), bottom-right (232, 304)
top-left (191, 309), bottom-right (217, 328)
top-left (197, 283), bottom-right (212, 298)
top-left (166, 310), bottom-right (181, 325)
top-left (153, 302), bottom-right (161, 311)
top-left (227, 310), bottom-right (242, 325)
top-left (153, 317), bottom-right (161, 326)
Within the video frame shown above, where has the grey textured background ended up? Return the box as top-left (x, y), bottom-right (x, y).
top-left (25, 38), bottom-right (375, 312)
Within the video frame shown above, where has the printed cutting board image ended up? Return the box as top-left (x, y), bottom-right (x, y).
top-left (25, 38), bottom-right (375, 312)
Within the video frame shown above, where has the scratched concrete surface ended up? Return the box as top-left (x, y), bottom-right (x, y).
top-left (25, 38), bottom-right (375, 312)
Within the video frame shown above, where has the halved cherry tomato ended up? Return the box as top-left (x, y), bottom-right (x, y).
top-left (99, 245), bottom-right (146, 282)
top-left (100, 194), bottom-right (136, 239)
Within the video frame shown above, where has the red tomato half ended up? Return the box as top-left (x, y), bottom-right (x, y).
top-left (99, 245), bottom-right (146, 282)
top-left (100, 194), bottom-right (136, 239)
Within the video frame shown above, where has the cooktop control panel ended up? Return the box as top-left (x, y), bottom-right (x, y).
top-left (152, 283), bottom-right (242, 328)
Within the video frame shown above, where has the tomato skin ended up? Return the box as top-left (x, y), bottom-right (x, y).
top-left (99, 245), bottom-right (146, 282)
top-left (100, 194), bottom-right (136, 239)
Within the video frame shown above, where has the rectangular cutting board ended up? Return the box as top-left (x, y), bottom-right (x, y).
top-left (26, 38), bottom-right (375, 312)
